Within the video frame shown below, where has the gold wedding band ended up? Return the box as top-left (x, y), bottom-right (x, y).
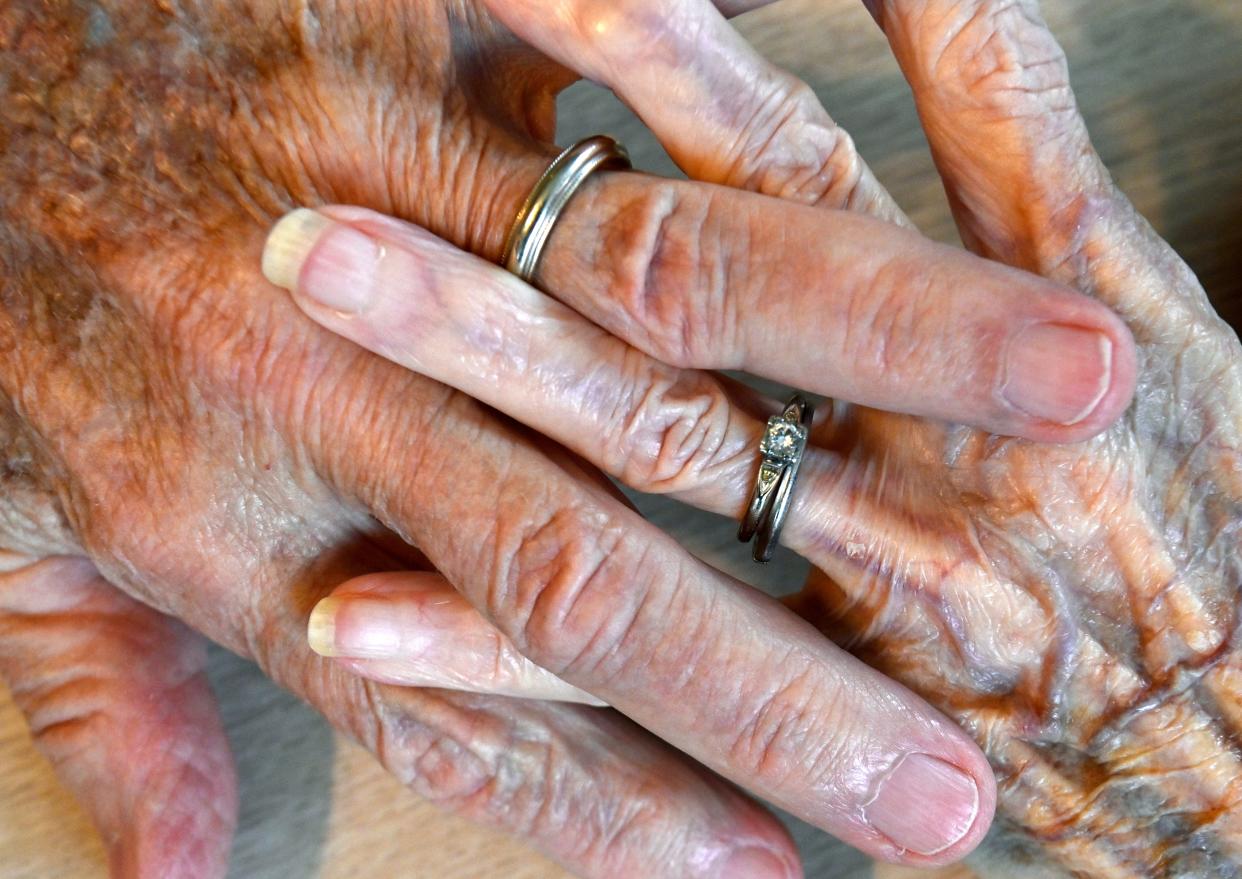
top-left (502, 136), bottom-right (632, 284)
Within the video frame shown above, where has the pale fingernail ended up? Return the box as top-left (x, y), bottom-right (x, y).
top-left (863, 754), bottom-right (979, 856)
top-left (308, 597), bottom-right (406, 659)
top-left (262, 208), bottom-right (380, 313)
top-left (718, 846), bottom-right (795, 879)
top-left (1001, 323), bottom-right (1113, 426)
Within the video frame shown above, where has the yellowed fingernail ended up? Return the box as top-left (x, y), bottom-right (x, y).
top-left (262, 207), bottom-right (381, 313)
top-left (307, 597), bottom-right (342, 657)
top-left (262, 208), bottom-right (334, 292)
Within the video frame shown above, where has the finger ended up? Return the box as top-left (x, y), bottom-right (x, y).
top-left (483, 0), bottom-right (908, 223)
top-left (269, 330), bottom-right (997, 864)
top-left (0, 555), bottom-right (236, 879)
top-left (548, 172), bottom-right (1137, 440)
top-left (308, 571), bottom-right (607, 706)
top-left (867, 0), bottom-right (1214, 326)
top-left (316, 681), bottom-right (803, 879)
top-left (123, 538), bottom-right (805, 879)
top-left (265, 200), bottom-right (998, 634)
top-left (266, 205), bottom-right (759, 512)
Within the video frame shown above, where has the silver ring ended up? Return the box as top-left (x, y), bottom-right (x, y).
top-left (502, 136), bottom-right (632, 284)
top-left (738, 395), bottom-right (814, 563)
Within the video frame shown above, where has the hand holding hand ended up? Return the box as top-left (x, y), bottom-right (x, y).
top-left (273, 2), bottom-right (1241, 876)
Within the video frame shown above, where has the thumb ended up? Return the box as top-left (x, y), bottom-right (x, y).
top-left (0, 554), bottom-right (237, 879)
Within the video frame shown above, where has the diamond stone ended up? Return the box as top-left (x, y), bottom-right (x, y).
top-left (760, 417), bottom-right (804, 461)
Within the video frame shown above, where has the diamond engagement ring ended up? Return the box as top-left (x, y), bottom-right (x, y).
top-left (738, 395), bottom-right (815, 563)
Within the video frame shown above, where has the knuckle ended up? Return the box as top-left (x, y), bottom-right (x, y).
top-left (378, 689), bottom-right (676, 867)
top-left (486, 503), bottom-right (656, 680)
top-left (17, 674), bottom-right (111, 755)
top-left (843, 259), bottom-right (941, 383)
top-left (402, 728), bottom-right (498, 813)
top-left (606, 366), bottom-right (743, 494)
top-left (918, 1), bottom-right (1072, 117)
top-left (799, 125), bottom-right (866, 210)
top-left (364, 688), bottom-right (518, 821)
top-left (600, 183), bottom-right (736, 369)
top-left (279, 659), bottom-right (515, 821)
top-left (727, 664), bottom-right (839, 787)
top-left (729, 76), bottom-right (867, 208)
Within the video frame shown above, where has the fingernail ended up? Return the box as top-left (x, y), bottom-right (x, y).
top-left (307, 597), bottom-right (341, 656)
top-left (308, 597), bottom-right (407, 659)
top-left (718, 846), bottom-right (794, 879)
top-left (1001, 323), bottom-right (1113, 425)
top-left (262, 208), bottom-right (380, 312)
top-left (863, 754), bottom-right (979, 856)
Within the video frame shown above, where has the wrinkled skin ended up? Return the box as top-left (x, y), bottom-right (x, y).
top-left (796, 280), bottom-right (1242, 875)
top-left (1, 3), bottom-right (819, 877)
top-left (265, 2), bottom-right (1242, 877)
top-left (2, 2), bottom-right (1239, 879)
top-left (788, 5), bottom-right (1242, 877)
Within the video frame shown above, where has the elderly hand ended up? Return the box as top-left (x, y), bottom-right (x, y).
top-left (0, 0), bottom-right (1131, 876)
top-left (275, 1), bottom-right (1242, 877)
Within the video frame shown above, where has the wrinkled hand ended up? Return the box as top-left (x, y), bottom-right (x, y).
top-left (0, 0), bottom-right (1138, 875)
top-left (278, 2), bottom-right (1242, 877)
top-left (801, 4), bottom-right (1242, 875)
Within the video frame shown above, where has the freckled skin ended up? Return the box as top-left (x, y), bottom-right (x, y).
top-left (0, 2), bottom-right (1239, 878)
top-left (0, 0), bottom-right (550, 600)
top-left (0, 5), bottom-right (797, 877)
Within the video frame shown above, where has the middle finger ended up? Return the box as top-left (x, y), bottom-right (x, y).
top-left (481, 0), bottom-right (907, 221)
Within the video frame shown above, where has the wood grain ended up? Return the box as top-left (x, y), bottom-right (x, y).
top-left (3, 0), bottom-right (1240, 876)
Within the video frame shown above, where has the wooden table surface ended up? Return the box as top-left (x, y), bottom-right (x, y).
top-left (3, 1), bottom-right (1240, 877)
